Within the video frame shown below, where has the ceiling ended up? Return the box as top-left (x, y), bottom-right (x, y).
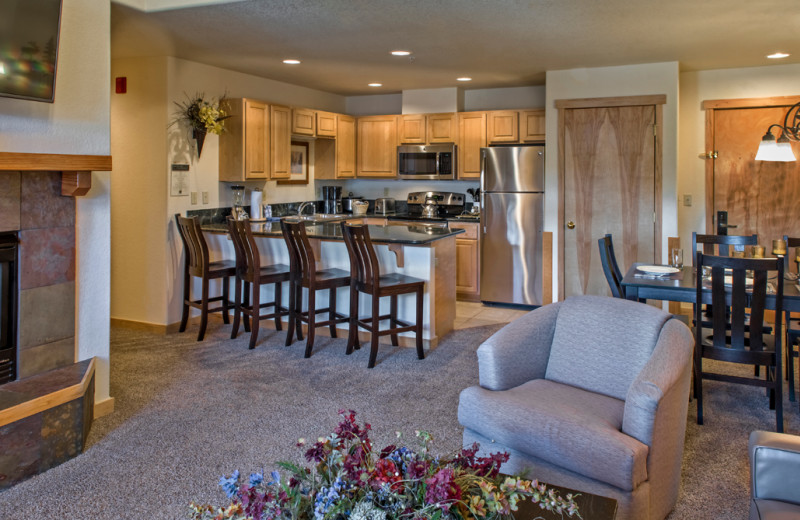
top-left (110, 0), bottom-right (800, 97)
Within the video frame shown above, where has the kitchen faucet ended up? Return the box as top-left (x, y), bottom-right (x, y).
top-left (297, 201), bottom-right (315, 216)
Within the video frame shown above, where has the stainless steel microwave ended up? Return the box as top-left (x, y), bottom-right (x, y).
top-left (397, 144), bottom-right (456, 180)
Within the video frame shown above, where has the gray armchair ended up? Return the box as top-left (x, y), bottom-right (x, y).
top-left (458, 295), bottom-right (694, 520)
top-left (749, 430), bottom-right (800, 519)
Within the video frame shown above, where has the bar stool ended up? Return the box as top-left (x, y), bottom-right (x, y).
top-left (175, 214), bottom-right (236, 341)
top-left (280, 220), bottom-right (350, 358)
top-left (341, 222), bottom-right (425, 368)
top-left (228, 218), bottom-right (291, 349)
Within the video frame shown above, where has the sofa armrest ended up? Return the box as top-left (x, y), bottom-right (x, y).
top-left (622, 318), bottom-right (694, 446)
top-left (750, 430), bottom-right (800, 505)
top-left (477, 301), bottom-right (561, 391)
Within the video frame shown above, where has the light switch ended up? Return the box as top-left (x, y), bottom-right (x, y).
top-left (202, 191), bottom-right (209, 204)
top-left (190, 192), bottom-right (198, 205)
top-left (683, 194), bottom-right (692, 207)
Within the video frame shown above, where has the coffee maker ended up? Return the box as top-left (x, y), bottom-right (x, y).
top-left (322, 185), bottom-right (342, 214)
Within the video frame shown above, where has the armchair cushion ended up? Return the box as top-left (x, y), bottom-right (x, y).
top-left (458, 378), bottom-right (649, 491)
top-left (545, 295), bottom-right (670, 400)
top-left (750, 431), bottom-right (800, 515)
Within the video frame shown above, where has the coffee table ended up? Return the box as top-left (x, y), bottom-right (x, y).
top-left (513, 481), bottom-right (618, 519)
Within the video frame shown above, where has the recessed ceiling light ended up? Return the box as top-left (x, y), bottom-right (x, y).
top-left (391, 50), bottom-right (411, 56)
top-left (767, 52), bottom-right (790, 59)
top-left (457, 77), bottom-right (472, 82)
top-left (282, 59), bottom-right (301, 65)
top-left (368, 83), bottom-right (383, 87)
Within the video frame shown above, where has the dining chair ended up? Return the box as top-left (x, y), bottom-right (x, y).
top-left (694, 252), bottom-right (784, 432)
top-left (174, 214), bottom-right (237, 341)
top-left (227, 217), bottom-right (291, 349)
top-left (692, 232), bottom-right (758, 258)
top-left (341, 222), bottom-right (425, 368)
top-left (598, 234), bottom-right (624, 298)
top-left (782, 235), bottom-right (800, 403)
top-left (280, 220), bottom-right (350, 358)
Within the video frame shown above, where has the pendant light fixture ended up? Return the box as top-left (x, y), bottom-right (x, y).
top-left (755, 102), bottom-right (800, 161)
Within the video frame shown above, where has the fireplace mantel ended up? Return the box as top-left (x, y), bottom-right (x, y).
top-left (0, 152), bottom-right (112, 196)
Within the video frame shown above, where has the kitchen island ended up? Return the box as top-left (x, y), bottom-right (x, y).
top-left (202, 220), bottom-right (464, 348)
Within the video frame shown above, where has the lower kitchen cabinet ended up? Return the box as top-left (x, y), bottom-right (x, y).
top-left (450, 221), bottom-right (480, 301)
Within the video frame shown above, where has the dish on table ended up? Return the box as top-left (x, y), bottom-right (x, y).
top-left (636, 265), bottom-right (680, 275)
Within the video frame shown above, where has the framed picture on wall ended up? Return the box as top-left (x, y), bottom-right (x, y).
top-left (278, 141), bottom-right (309, 185)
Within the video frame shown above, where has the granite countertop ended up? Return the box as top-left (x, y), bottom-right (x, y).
top-left (203, 220), bottom-right (464, 245)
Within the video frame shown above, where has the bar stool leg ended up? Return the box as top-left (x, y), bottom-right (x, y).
top-left (368, 295), bottom-right (380, 368)
top-left (274, 281), bottom-right (283, 331)
top-left (346, 286), bottom-right (358, 355)
top-left (390, 294), bottom-right (399, 346)
top-left (285, 281), bottom-right (296, 346)
top-left (329, 287), bottom-right (338, 338)
top-left (198, 278), bottom-right (210, 341)
top-left (305, 289), bottom-right (316, 358)
top-left (179, 268), bottom-right (190, 333)
top-left (242, 283), bottom-right (251, 333)
top-left (249, 281), bottom-right (260, 350)
top-left (415, 286), bottom-right (424, 360)
top-left (231, 276), bottom-right (242, 339)
top-left (221, 277), bottom-right (230, 324)
top-left (295, 284), bottom-right (304, 341)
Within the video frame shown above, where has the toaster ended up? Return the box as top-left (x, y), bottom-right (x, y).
top-left (375, 197), bottom-right (396, 215)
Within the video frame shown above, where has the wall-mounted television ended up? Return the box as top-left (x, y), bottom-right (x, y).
top-left (0, 0), bottom-right (62, 103)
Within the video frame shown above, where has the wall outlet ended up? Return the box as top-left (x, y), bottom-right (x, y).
top-left (384, 187), bottom-right (390, 196)
top-left (683, 194), bottom-right (692, 207)
top-left (190, 192), bottom-right (198, 205)
top-left (202, 191), bottom-right (209, 204)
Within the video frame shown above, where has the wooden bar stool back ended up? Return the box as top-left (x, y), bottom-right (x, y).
top-left (227, 217), bottom-right (291, 349)
top-left (175, 214), bottom-right (236, 341)
top-left (280, 220), bottom-right (350, 358)
top-left (341, 222), bottom-right (425, 368)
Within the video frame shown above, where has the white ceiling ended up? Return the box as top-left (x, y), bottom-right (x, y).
top-left (110, 0), bottom-right (800, 97)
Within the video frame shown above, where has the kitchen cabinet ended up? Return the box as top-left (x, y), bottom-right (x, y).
top-left (427, 113), bottom-right (458, 143)
top-left (457, 112), bottom-right (487, 179)
top-left (291, 107), bottom-right (316, 136)
top-left (357, 115), bottom-right (399, 178)
top-left (219, 98), bottom-right (270, 181)
top-left (316, 111), bottom-right (337, 138)
top-left (487, 110), bottom-right (519, 144)
top-left (270, 104), bottom-right (291, 179)
top-left (400, 114), bottom-right (426, 144)
top-left (315, 113), bottom-right (356, 180)
top-left (521, 109), bottom-right (546, 142)
top-left (449, 221), bottom-right (480, 301)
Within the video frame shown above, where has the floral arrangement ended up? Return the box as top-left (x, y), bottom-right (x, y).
top-left (189, 410), bottom-right (579, 520)
top-left (171, 92), bottom-right (230, 135)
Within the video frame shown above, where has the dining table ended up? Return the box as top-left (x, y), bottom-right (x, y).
top-left (620, 263), bottom-right (800, 312)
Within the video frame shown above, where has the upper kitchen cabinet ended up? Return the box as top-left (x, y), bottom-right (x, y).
top-left (270, 104), bottom-right (292, 179)
top-left (457, 112), bottom-right (487, 179)
top-left (357, 114), bottom-right (399, 178)
top-left (219, 98), bottom-right (270, 181)
top-left (315, 114), bottom-right (356, 179)
top-left (399, 114), bottom-right (426, 144)
top-left (427, 113), bottom-right (458, 144)
top-left (316, 111), bottom-right (337, 138)
top-left (487, 110), bottom-right (519, 144)
top-left (291, 107), bottom-right (316, 137)
top-left (521, 109), bottom-right (546, 142)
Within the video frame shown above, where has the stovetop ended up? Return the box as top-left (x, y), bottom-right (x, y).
top-left (388, 212), bottom-right (480, 223)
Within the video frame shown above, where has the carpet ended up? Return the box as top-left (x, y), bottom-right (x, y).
top-left (0, 320), bottom-right (798, 520)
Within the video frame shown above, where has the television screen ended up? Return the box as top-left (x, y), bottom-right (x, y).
top-left (0, 0), bottom-right (62, 103)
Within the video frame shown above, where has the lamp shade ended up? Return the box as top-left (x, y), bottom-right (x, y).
top-left (755, 132), bottom-right (779, 161)
top-left (774, 135), bottom-right (797, 161)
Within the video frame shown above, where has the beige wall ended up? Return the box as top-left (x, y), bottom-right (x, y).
top-left (545, 62), bottom-right (681, 302)
top-left (677, 63), bottom-right (800, 260)
top-left (0, 0), bottom-right (112, 405)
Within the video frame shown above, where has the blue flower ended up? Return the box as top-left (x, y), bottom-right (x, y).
top-left (219, 470), bottom-right (240, 499)
top-left (271, 470), bottom-right (281, 485)
top-left (249, 472), bottom-right (264, 487)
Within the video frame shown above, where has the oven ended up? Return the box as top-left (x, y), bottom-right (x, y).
top-left (397, 144), bottom-right (456, 180)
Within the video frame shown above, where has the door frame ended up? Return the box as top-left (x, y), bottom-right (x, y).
top-left (555, 94), bottom-right (666, 300)
top-left (702, 95), bottom-right (800, 234)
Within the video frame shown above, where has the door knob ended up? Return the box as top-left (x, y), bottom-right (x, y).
top-left (567, 221), bottom-right (575, 229)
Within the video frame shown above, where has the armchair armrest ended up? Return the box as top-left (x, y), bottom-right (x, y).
top-left (750, 430), bottom-right (800, 506)
top-left (477, 301), bottom-right (561, 391)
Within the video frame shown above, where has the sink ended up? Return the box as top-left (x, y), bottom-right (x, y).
top-left (289, 213), bottom-right (350, 223)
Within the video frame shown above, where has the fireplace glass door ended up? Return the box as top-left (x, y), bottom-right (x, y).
top-left (0, 233), bottom-right (18, 384)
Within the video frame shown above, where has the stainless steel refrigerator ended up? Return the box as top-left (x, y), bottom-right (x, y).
top-left (480, 145), bottom-right (545, 306)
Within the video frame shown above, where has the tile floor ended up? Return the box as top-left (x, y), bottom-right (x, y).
top-left (453, 301), bottom-right (532, 330)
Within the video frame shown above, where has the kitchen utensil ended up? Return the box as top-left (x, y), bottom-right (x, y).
top-left (342, 196), bottom-right (365, 213)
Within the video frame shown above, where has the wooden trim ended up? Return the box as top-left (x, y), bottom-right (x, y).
top-left (94, 396), bottom-right (115, 418)
top-left (557, 106), bottom-right (566, 301)
top-left (654, 104), bottom-right (664, 265)
top-left (0, 152), bottom-right (112, 171)
top-left (0, 358), bottom-right (95, 428)
top-left (555, 94), bottom-right (667, 109)
top-left (702, 96), bottom-right (800, 110)
top-left (388, 243), bottom-right (405, 268)
top-left (61, 171), bottom-right (92, 196)
top-left (110, 317), bottom-right (171, 334)
top-left (542, 231), bottom-right (553, 305)
top-left (704, 107), bottom-right (715, 234)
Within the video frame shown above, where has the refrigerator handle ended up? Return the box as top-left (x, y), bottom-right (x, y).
top-left (480, 150), bottom-right (486, 234)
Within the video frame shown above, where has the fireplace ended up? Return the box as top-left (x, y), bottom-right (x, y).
top-left (0, 232), bottom-right (18, 384)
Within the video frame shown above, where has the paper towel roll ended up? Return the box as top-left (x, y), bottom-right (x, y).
top-left (250, 188), bottom-right (263, 219)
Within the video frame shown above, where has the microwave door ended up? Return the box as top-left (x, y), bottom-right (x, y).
top-left (399, 151), bottom-right (436, 176)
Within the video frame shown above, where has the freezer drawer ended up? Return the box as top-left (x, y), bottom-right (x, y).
top-left (479, 192), bottom-right (543, 306)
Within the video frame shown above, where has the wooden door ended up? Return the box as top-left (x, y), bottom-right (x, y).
top-left (244, 100), bottom-right (269, 179)
top-left (708, 101), bottom-right (800, 245)
top-left (400, 114), bottom-right (426, 144)
top-left (336, 115), bottom-right (356, 178)
top-left (560, 102), bottom-right (659, 298)
top-left (291, 108), bottom-right (316, 136)
top-left (458, 112), bottom-right (486, 179)
top-left (357, 115), bottom-right (398, 177)
top-left (487, 110), bottom-right (519, 143)
top-left (316, 111), bottom-right (337, 138)
top-left (521, 109), bottom-right (546, 142)
top-left (270, 105), bottom-right (291, 179)
top-left (427, 113), bottom-right (457, 143)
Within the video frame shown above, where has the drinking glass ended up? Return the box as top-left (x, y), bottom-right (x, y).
top-left (670, 248), bottom-right (684, 268)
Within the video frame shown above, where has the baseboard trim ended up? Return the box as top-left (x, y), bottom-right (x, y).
top-left (110, 318), bottom-right (182, 334)
top-left (94, 397), bottom-right (115, 418)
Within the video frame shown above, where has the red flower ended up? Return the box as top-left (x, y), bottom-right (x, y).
top-left (371, 458), bottom-right (402, 491)
top-left (425, 467), bottom-right (462, 510)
